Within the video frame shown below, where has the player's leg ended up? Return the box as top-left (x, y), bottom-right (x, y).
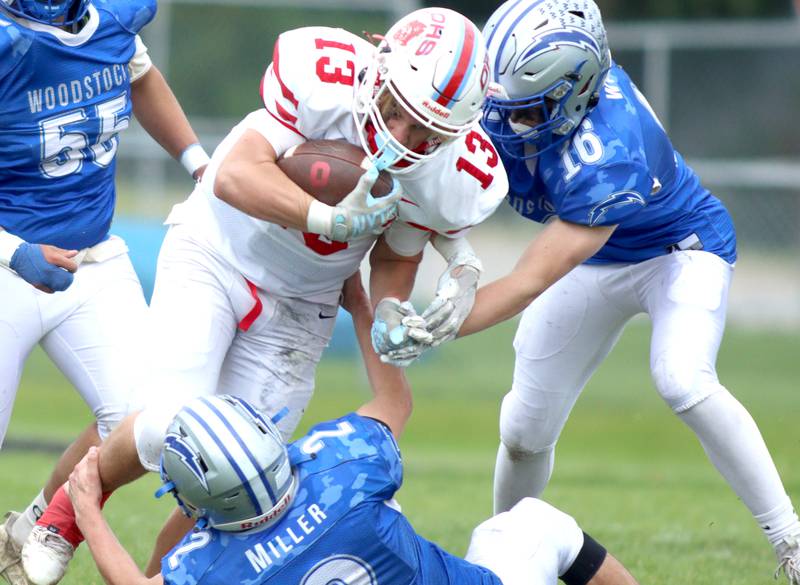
top-left (141, 290), bottom-right (337, 572)
top-left (17, 255), bottom-right (146, 585)
top-left (644, 251), bottom-right (800, 580)
top-left (23, 230), bottom-right (240, 585)
top-left (144, 508), bottom-right (194, 577)
top-left (465, 497), bottom-right (639, 585)
top-left (494, 265), bottom-right (635, 512)
top-left (217, 293), bottom-right (339, 439)
top-left (0, 270), bottom-right (43, 585)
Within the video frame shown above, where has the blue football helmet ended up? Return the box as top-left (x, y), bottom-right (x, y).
top-left (157, 395), bottom-right (296, 532)
top-left (482, 0), bottom-right (610, 159)
top-left (1, 0), bottom-right (90, 26)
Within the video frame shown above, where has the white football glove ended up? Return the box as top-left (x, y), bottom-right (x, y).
top-left (420, 243), bottom-right (483, 347)
top-left (371, 297), bottom-right (433, 368)
top-left (307, 165), bottom-right (401, 242)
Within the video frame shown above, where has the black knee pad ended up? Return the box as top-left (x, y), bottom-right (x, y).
top-left (560, 531), bottom-right (607, 585)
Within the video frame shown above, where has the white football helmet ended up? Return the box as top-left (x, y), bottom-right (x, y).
top-left (157, 395), bottom-right (295, 532)
top-left (354, 8), bottom-right (491, 173)
top-left (482, 0), bottom-right (611, 159)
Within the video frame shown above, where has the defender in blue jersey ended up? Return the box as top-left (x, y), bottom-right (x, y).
top-left (65, 274), bottom-right (640, 585)
top-left (375, 1), bottom-right (800, 582)
top-left (0, 0), bottom-right (208, 582)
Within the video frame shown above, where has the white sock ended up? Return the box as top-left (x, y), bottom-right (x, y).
top-left (9, 490), bottom-right (47, 549)
top-left (493, 442), bottom-right (554, 514)
top-left (755, 502), bottom-right (800, 547)
top-left (678, 390), bottom-right (800, 549)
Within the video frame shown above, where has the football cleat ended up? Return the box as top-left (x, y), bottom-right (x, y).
top-left (20, 527), bottom-right (73, 585)
top-left (0, 512), bottom-right (31, 585)
top-left (775, 533), bottom-right (800, 584)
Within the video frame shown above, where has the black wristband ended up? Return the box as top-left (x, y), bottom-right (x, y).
top-left (560, 531), bottom-right (607, 585)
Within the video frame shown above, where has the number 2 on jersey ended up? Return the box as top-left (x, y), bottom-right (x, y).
top-left (301, 421), bottom-right (356, 455)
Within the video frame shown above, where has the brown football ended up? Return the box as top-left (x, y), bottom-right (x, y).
top-left (277, 140), bottom-right (394, 206)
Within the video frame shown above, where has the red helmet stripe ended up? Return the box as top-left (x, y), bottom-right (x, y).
top-left (436, 18), bottom-right (476, 107)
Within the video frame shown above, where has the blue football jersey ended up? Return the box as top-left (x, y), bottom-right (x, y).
top-left (161, 413), bottom-right (502, 585)
top-left (0, 0), bottom-right (155, 250)
top-left (496, 65), bottom-right (737, 265)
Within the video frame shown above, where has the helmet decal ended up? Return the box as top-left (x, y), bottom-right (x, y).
top-left (517, 27), bottom-right (602, 71)
top-left (163, 433), bottom-right (209, 493)
top-left (392, 19), bottom-right (426, 46)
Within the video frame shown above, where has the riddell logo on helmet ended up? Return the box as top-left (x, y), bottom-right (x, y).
top-left (421, 99), bottom-right (451, 119)
top-left (393, 20), bottom-right (426, 46)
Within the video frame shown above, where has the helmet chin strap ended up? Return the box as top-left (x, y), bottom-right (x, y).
top-left (373, 132), bottom-right (404, 171)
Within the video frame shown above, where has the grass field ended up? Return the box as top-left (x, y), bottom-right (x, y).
top-left (1, 320), bottom-right (798, 584)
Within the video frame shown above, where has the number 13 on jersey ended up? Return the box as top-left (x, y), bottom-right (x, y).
top-left (456, 130), bottom-right (498, 189)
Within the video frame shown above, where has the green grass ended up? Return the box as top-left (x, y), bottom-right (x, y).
top-left (2, 321), bottom-right (799, 584)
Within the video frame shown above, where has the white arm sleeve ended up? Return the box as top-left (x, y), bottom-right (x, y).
top-left (128, 35), bottom-right (153, 83)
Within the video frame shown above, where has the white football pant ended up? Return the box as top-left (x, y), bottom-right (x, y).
top-left (466, 498), bottom-right (583, 585)
top-left (0, 250), bottom-right (146, 447)
top-left (495, 250), bottom-right (797, 544)
top-left (132, 225), bottom-right (338, 471)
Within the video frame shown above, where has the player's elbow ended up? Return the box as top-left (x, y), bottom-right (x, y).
top-left (213, 161), bottom-right (242, 204)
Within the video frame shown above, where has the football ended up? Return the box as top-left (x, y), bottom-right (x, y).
top-left (277, 140), bottom-right (394, 206)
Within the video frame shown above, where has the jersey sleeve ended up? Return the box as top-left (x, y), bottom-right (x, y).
top-left (388, 126), bottom-right (507, 256)
top-left (558, 160), bottom-right (652, 227)
top-left (127, 35), bottom-right (152, 82)
top-left (300, 414), bottom-right (403, 498)
top-left (260, 27), bottom-right (364, 143)
top-left (105, 0), bottom-right (157, 34)
top-left (382, 220), bottom-right (432, 257)
top-left (0, 21), bottom-right (31, 80)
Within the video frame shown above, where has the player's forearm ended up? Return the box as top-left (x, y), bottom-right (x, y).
top-left (131, 66), bottom-right (200, 161)
top-left (213, 130), bottom-right (314, 231)
top-left (79, 508), bottom-right (161, 585)
top-left (458, 272), bottom-right (548, 336)
top-left (351, 295), bottom-right (413, 437)
top-left (368, 240), bottom-right (422, 307)
top-left (459, 219), bottom-right (615, 337)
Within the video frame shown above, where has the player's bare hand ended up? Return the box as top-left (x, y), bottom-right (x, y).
top-left (10, 242), bottom-right (78, 293)
top-left (68, 446), bottom-right (104, 520)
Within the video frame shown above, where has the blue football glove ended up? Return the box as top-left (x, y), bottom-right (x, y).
top-left (371, 298), bottom-right (432, 368)
top-left (10, 243), bottom-right (75, 292)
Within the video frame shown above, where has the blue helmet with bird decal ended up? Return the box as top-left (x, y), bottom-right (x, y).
top-left (158, 395), bottom-right (296, 532)
top-left (482, 0), bottom-right (610, 159)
